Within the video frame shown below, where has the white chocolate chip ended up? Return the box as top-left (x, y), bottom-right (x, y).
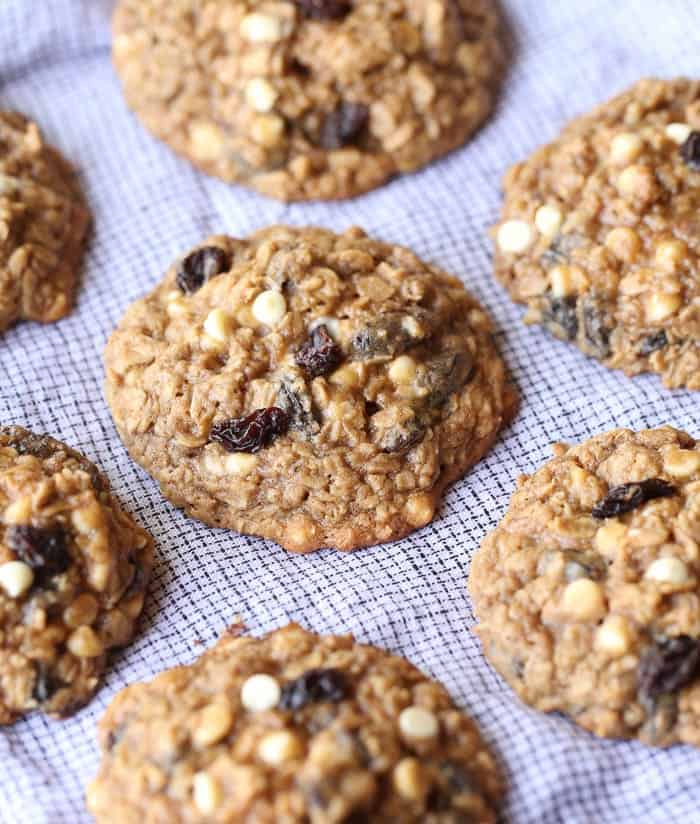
top-left (609, 132), bottom-right (644, 165)
top-left (595, 615), bottom-right (631, 657)
top-left (193, 702), bottom-right (234, 747)
top-left (250, 114), bottom-right (285, 148)
top-left (666, 122), bottom-right (692, 144)
top-left (534, 205), bottom-right (563, 237)
top-left (0, 561), bottom-right (34, 598)
top-left (664, 448), bottom-right (700, 479)
top-left (594, 521), bottom-right (626, 556)
top-left (252, 290), bottom-right (287, 326)
top-left (66, 626), bottom-right (104, 658)
top-left (241, 673), bottom-right (281, 712)
top-left (388, 355), bottom-right (417, 385)
top-left (193, 772), bottom-right (223, 815)
top-left (189, 121), bottom-right (226, 161)
top-left (245, 78), bottom-right (278, 113)
top-left (393, 757), bottom-right (429, 802)
top-left (645, 291), bottom-right (681, 323)
top-left (561, 578), bottom-right (606, 622)
top-left (240, 12), bottom-right (285, 43)
top-left (655, 239), bottom-right (687, 271)
top-left (203, 308), bottom-right (233, 342)
top-left (549, 265), bottom-right (573, 298)
top-left (398, 706), bottom-right (439, 740)
top-left (225, 453), bottom-right (258, 476)
top-left (258, 730), bottom-right (303, 765)
top-left (645, 557), bottom-right (690, 585)
top-left (496, 220), bottom-right (534, 254)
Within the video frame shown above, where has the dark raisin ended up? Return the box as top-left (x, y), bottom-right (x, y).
top-left (591, 478), bottom-right (676, 519)
top-left (375, 416), bottom-right (425, 453)
top-left (351, 311), bottom-right (430, 361)
top-left (176, 246), bottom-right (230, 294)
top-left (680, 131), bottom-right (700, 171)
top-left (277, 379), bottom-right (321, 438)
top-left (320, 102), bottom-right (369, 150)
top-left (581, 298), bottom-right (611, 359)
top-left (638, 636), bottom-right (700, 706)
top-left (295, 324), bottom-right (343, 378)
top-left (293, 0), bottom-right (351, 19)
top-left (8, 525), bottom-right (71, 584)
top-left (279, 668), bottom-right (349, 710)
top-left (639, 330), bottom-right (668, 356)
top-left (540, 295), bottom-right (578, 341)
top-left (32, 662), bottom-right (66, 703)
top-left (540, 233), bottom-right (583, 268)
top-left (419, 351), bottom-right (475, 409)
top-left (364, 400), bottom-right (381, 417)
top-left (209, 408), bottom-right (289, 453)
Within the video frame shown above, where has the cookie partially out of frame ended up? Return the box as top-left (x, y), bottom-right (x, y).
top-left (104, 225), bottom-right (516, 553)
top-left (87, 623), bottom-right (502, 823)
top-left (112, 0), bottom-right (503, 201)
top-left (0, 426), bottom-right (153, 723)
top-left (494, 77), bottom-right (700, 390)
top-left (469, 425), bottom-right (700, 747)
top-left (0, 111), bottom-right (90, 332)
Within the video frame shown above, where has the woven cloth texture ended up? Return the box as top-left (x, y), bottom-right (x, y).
top-left (2, 1), bottom-right (700, 821)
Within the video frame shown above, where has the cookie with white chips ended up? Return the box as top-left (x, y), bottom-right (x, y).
top-left (87, 624), bottom-right (502, 823)
top-left (470, 426), bottom-right (700, 747)
top-left (494, 78), bottom-right (700, 389)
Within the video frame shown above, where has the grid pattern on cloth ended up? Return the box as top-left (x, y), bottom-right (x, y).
top-left (2, 0), bottom-right (700, 821)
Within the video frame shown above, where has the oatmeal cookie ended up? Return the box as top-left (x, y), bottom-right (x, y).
top-left (494, 77), bottom-right (700, 390)
top-left (112, 0), bottom-right (503, 201)
top-left (104, 225), bottom-right (516, 552)
top-left (469, 425), bottom-right (700, 747)
top-left (0, 111), bottom-right (90, 332)
top-left (0, 426), bottom-right (153, 723)
top-left (86, 623), bottom-right (502, 823)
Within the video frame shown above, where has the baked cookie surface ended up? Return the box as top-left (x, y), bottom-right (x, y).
top-left (494, 77), bottom-right (700, 390)
top-left (87, 623), bottom-right (502, 823)
top-left (112, 0), bottom-right (503, 201)
top-left (0, 426), bottom-right (153, 723)
top-left (469, 426), bottom-right (700, 747)
top-left (104, 225), bottom-right (516, 552)
top-left (0, 111), bottom-right (90, 332)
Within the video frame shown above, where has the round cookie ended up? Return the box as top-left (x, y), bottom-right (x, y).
top-left (111, 0), bottom-right (503, 201)
top-left (0, 111), bottom-right (90, 332)
top-left (469, 425), bottom-right (700, 747)
top-left (0, 426), bottom-right (153, 723)
top-left (104, 225), bottom-right (516, 552)
top-left (86, 623), bottom-right (502, 823)
top-left (494, 77), bottom-right (700, 390)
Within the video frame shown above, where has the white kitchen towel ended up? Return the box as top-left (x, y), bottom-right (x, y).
top-left (2, 0), bottom-right (700, 821)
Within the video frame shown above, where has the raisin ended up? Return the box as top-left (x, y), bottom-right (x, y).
top-left (582, 298), bottom-right (611, 359)
top-left (279, 668), bottom-right (349, 710)
top-left (176, 246), bottom-right (230, 294)
top-left (540, 295), bottom-right (578, 341)
top-left (638, 636), bottom-right (700, 706)
top-left (320, 102), bottom-right (369, 150)
top-left (351, 311), bottom-right (430, 360)
top-left (277, 380), bottom-right (321, 438)
top-left (8, 525), bottom-right (71, 584)
top-left (32, 662), bottom-right (66, 704)
top-left (420, 351), bottom-right (474, 409)
top-left (295, 324), bottom-right (343, 378)
top-left (209, 408), bottom-right (289, 453)
top-left (591, 478), bottom-right (676, 519)
top-left (540, 233), bottom-right (582, 268)
top-left (680, 130), bottom-right (700, 171)
top-left (639, 330), bottom-right (668, 356)
top-left (293, 0), bottom-right (351, 19)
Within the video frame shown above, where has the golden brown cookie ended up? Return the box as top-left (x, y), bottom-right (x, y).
top-left (0, 111), bottom-right (90, 332)
top-left (112, 0), bottom-right (504, 201)
top-left (494, 77), bottom-right (700, 390)
top-left (87, 623), bottom-right (502, 823)
top-left (0, 426), bottom-right (153, 723)
top-left (104, 225), bottom-right (516, 552)
top-left (469, 425), bottom-right (700, 747)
